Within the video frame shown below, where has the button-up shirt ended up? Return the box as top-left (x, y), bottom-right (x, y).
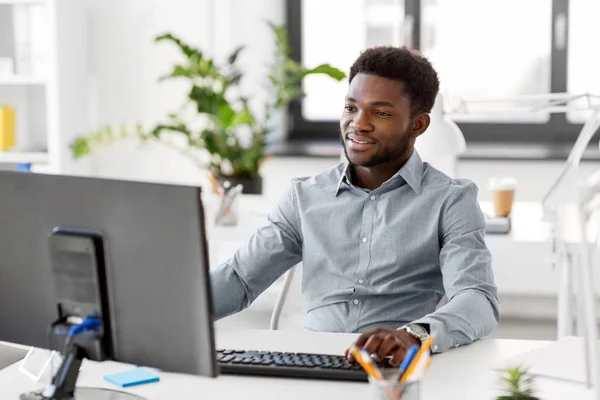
top-left (210, 151), bottom-right (499, 352)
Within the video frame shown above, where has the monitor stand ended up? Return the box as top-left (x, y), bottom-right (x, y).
top-left (20, 341), bottom-right (147, 400)
top-left (20, 388), bottom-right (146, 400)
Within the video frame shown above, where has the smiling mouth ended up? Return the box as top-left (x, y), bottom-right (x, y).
top-left (349, 137), bottom-right (375, 145)
top-left (347, 133), bottom-right (376, 144)
top-left (346, 135), bottom-right (377, 151)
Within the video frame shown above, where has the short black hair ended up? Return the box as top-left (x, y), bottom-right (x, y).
top-left (349, 46), bottom-right (440, 116)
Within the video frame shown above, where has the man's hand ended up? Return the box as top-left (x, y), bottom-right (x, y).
top-left (345, 328), bottom-right (420, 367)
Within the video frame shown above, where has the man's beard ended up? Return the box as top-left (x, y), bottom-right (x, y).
top-left (341, 127), bottom-right (412, 167)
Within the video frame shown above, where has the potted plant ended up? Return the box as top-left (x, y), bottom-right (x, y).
top-left (497, 366), bottom-right (541, 400)
top-left (70, 22), bottom-right (345, 194)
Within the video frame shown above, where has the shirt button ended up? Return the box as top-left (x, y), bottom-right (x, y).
top-left (370, 195), bottom-right (376, 200)
top-left (455, 344), bottom-right (459, 348)
top-left (433, 345), bottom-right (439, 353)
top-left (358, 279), bottom-right (364, 284)
top-left (361, 237), bottom-right (368, 243)
top-left (353, 299), bottom-right (360, 305)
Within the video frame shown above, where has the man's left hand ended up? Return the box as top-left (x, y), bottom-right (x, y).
top-left (345, 328), bottom-right (420, 367)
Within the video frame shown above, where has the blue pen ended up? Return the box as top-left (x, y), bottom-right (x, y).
top-left (398, 345), bottom-right (419, 380)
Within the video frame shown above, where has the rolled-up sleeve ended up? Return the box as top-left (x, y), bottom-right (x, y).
top-left (210, 184), bottom-right (303, 319)
top-left (412, 181), bottom-right (499, 352)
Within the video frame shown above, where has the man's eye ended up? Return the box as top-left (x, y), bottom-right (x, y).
top-left (344, 105), bottom-right (355, 112)
top-left (376, 111), bottom-right (391, 117)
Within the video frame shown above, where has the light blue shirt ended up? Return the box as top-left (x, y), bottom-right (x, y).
top-left (210, 151), bottom-right (499, 352)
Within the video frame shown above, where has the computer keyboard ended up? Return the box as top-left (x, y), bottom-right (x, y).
top-left (217, 349), bottom-right (389, 382)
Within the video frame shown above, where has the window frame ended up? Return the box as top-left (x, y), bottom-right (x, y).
top-left (285, 0), bottom-right (586, 152)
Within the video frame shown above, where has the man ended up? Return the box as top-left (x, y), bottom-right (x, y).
top-left (210, 46), bottom-right (499, 366)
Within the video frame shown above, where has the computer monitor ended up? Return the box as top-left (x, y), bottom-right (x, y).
top-left (0, 171), bottom-right (216, 378)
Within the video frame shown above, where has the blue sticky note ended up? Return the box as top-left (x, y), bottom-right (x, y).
top-left (104, 367), bottom-right (160, 388)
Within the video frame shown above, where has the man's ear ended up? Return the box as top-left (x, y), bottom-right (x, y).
top-left (411, 113), bottom-right (430, 138)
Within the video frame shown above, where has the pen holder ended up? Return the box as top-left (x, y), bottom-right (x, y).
top-left (368, 376), bottom-right (420, 400)
top-left (214, 181), bottom-right (243, 227)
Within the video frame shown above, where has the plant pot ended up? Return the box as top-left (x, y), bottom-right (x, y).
top-left (214, 175), bottom-right (263, 195)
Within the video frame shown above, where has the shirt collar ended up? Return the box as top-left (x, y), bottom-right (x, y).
top-left (334, 150), bottom-right (424, 196)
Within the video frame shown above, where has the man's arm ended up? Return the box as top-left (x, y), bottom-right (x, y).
top-left (411, 180), bottom-right (499, 353)
top-left (210, 184), bottom-right (303, 319)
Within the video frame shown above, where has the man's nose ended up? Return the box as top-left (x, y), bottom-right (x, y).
top-left (350, 111), bottom-right (373, 132)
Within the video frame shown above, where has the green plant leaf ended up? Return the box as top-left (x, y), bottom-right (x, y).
top-left (151, 123), bottom-right (191, 139)
top-left (160, 65), bottom-right (191, 80)
top-left (218, 104), bottom-right (236, 128)
top-left (226, 71), bottom-right (243, 88)
top-left (231, 109), bottom-right (255, 128)
top-left (227, 45), bottom-right (245, 65)
top-left (70, 137), bottom-right (91, 159)
top-left (267, 20), bottom-right (292, 57)
top-left (155, 33), bottom-right (203, 60)
top-left (302, 63), bottom-right (346, 81)
top-left (189, 85), bottom-right (229, 116)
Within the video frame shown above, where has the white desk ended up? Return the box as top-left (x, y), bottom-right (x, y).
top-left (0, 329), bottom-right (594, 399)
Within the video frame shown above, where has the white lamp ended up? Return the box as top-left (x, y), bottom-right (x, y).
top-left (414, 93), bottom-right (466, 178)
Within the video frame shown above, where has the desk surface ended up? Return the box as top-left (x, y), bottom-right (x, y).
top-left (0, 329), bottom-right (595, 400)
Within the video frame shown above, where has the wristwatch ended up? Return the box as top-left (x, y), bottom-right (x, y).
top-left (399, 323), bottom-right (430, 346)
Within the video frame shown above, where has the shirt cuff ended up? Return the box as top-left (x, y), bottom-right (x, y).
top-left (410, 317), bottom-right (450, 354)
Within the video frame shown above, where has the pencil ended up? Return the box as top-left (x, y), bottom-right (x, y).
top-left (349, 345), bottom-right (384, 381)
top-left (400, 337), bottom-right (432, 383)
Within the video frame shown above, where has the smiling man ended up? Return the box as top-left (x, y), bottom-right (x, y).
top-left (210, 46), bottom-right (499, 365)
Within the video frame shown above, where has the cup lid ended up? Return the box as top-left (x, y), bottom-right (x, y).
top-left (489, 176), bottom-right (517, 190)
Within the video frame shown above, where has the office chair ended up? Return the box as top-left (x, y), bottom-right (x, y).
top-left (270, 265), bottom-right (298, 330)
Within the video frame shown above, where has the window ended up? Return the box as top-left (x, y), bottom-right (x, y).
top-left (421, 0), bottom-right (552, 123)
top-left (287, 0), bottom-right (594, 155)
top-left (302, 0), bottom-right (405, 121)
top-left (567, 0), bottom-right (600, 122)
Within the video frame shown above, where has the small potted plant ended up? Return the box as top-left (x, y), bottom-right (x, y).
top-left (70, 22), bottom-right (345, 194)
top-left (497, 366), bottom-right (541, 400)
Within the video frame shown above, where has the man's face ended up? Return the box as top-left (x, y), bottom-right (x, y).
top-left (340, 73), bottom-right (415, 167)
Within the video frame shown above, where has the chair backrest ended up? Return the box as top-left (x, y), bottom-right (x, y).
top-left (270, 266), bottom-right (298, 330)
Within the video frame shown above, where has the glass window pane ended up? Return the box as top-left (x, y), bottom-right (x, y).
top-left (567, 0), bottom-right (600, 123)
top-left (302, 0), bottom-right (404, 121)
top-left (421, 0), bottom-right (552, 123)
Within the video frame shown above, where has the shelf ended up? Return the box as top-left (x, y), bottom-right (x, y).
top-left (0, 75), bottom-right (46, 85)
top-left (0, 0), bottom-right (46, 4)
top-left (0, 151), bottom-right (48, 164)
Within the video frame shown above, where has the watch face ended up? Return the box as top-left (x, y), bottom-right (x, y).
top-left (407, 324), bottom-right (429, 341)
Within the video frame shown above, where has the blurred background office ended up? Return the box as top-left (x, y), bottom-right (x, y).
top-left (1, 0), bottom-right (599, 340)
